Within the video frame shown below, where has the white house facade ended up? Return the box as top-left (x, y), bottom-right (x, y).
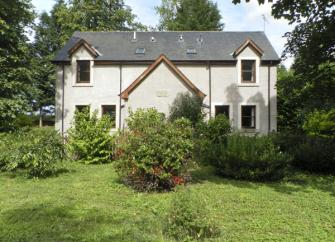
top-left (53, 31), bottom-right (279, 134)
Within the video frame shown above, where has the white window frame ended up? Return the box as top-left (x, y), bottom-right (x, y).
top-left (238, 103), bottom-right (259, 131)
top-left (73, 59), bottom-right (94, 87)
top-left (237, 57), bottom-right (260, 86)
top-left (100, 103), bottom-right (118, 130)
top-left (211, 102), bottom-right (233, 122)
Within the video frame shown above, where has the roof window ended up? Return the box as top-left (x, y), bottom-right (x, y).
top-left (135, 47), bottom-right (145, 54)
top-left (186, 47), bottom-right (197, 54)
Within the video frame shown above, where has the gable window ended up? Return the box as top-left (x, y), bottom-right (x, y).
top-left (77, 60), bottom-right (90, 83)
top-left (241, 105), bottom-right (256, 129)
top-left (241, 60), bottom-right (256, 83)
top-left (101, 105), bottom-right (116, 128)
top-left (215, 105), bottom-right (229, 119)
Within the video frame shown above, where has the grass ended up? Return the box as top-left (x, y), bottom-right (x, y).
top-left (0, 163), bottom-right (335, 241)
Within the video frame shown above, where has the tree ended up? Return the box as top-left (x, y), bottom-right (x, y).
top-left (156, 0), bottom-right (224, 31)
top-left (0, 0), bottom-right (34, 131)
top-left (53, 0), bottom-right (146, 45)
top-left (31, 11), bottom-right (60, 126)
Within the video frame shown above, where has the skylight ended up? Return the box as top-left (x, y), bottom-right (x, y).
top-left (186, 47), bottom-right (197, 54)
top-left (135, 48), bottom-right (145, 54)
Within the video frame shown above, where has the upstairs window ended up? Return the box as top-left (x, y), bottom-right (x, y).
top-left (101, 105), bottom-right (116, 128)
top-left (241, 105), bottom-right (256, 129)
top-left (241, 60), bottom-right (256, 83)
top-left (77, 60), bottom-right (90, 83)
top-left (215, 105), bottom-right (229, 119)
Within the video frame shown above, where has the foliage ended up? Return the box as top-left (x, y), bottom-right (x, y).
top-left (293, 137), bottom-right (335, 174)
top-left (303, 108), bottom-right (335, 139)
top-left (115, 108), bottom-right (194, 191)
top-left (164, 189), bottom-right (221, 241)
top-left (0, 128), bottom-right (64, 177)
top-left (30, 10), bottom-right (61, 125)
top-left (194, 115), bottom-right (232, 166)
top-left (0, 0), bottom-right (35, 131)
top-left (168, 92), bottom-right (204, 126)
top-left (52, 0), bottom-right (146, 45)
top-left (67, 108), bottom-right (115, 164)
top-left (156, 0), bottom-right (224, 31)
top-left (211, 134), bottom-right (291, 181)
top-left (273, 132), bottom-right (335, 174)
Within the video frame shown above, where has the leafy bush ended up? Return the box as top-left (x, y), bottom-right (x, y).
top-left (273, 132), bottom-right (335, 174)
top-left (67, 108), bottom-right (115, 164)
top-left (164, 189), bottom-right (221, 241)
top-left (169, 92), bottom-right (204, 125)
top-left (194, 115), bottom-right (232, 165)
top-left (303, 109), bottom-right (335, 139)
top-left (0, 128), bottom-right (64, 177)
top-left (293, 137), bottom-right (335, 173)
top-left (212, 134), bottom-right (291, 181)
top-left (115, 108), bottom-right (194, 191)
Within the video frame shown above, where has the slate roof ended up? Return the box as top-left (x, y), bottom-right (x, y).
top-left (53, 31), bottom-right (280, 62)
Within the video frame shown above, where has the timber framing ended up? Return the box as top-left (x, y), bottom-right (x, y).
top-left (120, 54), bottom-right (206, 100)
top-left (234, 38), bottom-right (264, 57)
top-left (68, 39), bottom-right (100, 58)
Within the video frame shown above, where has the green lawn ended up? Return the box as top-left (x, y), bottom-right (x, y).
top-left (0, 163), bottom-right (334, 242)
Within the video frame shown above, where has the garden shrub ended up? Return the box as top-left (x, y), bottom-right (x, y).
top-left (169, 92), bottom-right (204, 125)
top-left (115, 108), bottom-right (194, 191)
top-left (273, 132), bottom-right (335, 174)
top-left (194, 115), bottom-right (232, 165)
top-left (303, 108), bottom-right (335, 139)
top-left (0, 128), bottom-right (64, 177)
top-left (292, 137), bottom-right (335, 173)
top-left (67, 108), bottom-right (115, 164)
top-left (164, 189), bottom-right (221, 241)
top-left (212, 134), bottom-right (291, 181)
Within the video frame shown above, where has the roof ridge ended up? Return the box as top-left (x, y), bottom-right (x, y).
top-left (74, 31), bottom-right (265, 34)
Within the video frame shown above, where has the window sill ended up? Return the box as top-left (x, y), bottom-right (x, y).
top-left (238, 83), bottom-right (259, 87)
top-left (72, 84), bottom-right (93, 87)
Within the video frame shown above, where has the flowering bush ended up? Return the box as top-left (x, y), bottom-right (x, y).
top-left (115, 108), bottom-right (194, 191)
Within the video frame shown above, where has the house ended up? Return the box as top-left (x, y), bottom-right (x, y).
top-left (53, 31), bottom-right (280, 134)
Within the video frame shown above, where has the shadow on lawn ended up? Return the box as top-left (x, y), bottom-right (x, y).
top-left (0, 204), bottom-right (162, 242)
top-left (191, 165), bottom-right (335, 197)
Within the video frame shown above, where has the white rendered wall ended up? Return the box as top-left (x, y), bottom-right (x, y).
top-left (55, 46), bottom-right (277, 134)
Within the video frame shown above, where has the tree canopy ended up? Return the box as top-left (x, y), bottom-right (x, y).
top-left (156, 0), bottom-right (224, 31)
top-left (0, 0), bottom-right (35, 130)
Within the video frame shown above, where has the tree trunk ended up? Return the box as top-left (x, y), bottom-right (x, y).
top-left (39, 107), bottom-right (43, 127)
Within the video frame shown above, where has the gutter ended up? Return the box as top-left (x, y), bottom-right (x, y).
top-left (268, 62), bottom-right (271, 132)
top-left (61, 64), bottom-right (65, 137)
top-left (208, 61), bottom-right (212, 119)
top-left (119, 64), bottom-right (123, 129)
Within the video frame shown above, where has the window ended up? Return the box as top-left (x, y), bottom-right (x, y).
top-left (101, 105), bottom-right (116, 128)
top-left (186, 47), bottom-right (197, 54)
top-left (241, 60), bottom-right (256, 83)
top-left (75, 105), bottom-right (89, 113)
top-left (135, 48), bottom-right (145, 54)
top-left (215, 105), bottom-right (229, 119)
top-left (241, 105), bottom-right (256, 129)
top-left (77, 60), bottom-right (90, 83)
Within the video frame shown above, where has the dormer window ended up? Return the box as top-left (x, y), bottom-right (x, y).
top-left (241, 60), bottom-right (256, 83)
top-left (77, 60), bottom-right (90, 83)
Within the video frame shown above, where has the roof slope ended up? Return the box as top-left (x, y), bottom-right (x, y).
top-left (120, 54), bottom-right (206, 99)
top-left (54, 31), bottom-right (279, 62)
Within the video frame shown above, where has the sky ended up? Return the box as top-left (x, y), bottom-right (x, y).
top-left (31, 0), bottom-right (294, 67)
